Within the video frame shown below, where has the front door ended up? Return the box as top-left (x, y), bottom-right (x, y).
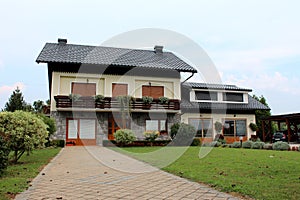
top-left (67, 119), bottom-right (96, 145)
top-left (108, 118), bottom-right (120, 140)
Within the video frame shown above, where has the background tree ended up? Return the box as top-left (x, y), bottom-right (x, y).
top-left (33, 100), bottom-right (45, 113)
top-left (252, 95), bottom-right (271, 139)
top-left (0, 111), bottom-right (48, 163)
top-left (4, 87), bottom-right (27, 112)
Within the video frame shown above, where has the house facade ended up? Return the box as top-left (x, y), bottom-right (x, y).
top-left (181, 83), bottom-right (269, 143)
top-left (36, 39), bottom-right (269, 145)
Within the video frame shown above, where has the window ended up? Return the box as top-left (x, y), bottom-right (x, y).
top-left (223, 119), bottom-right (246, 136)
top-left (112, 83), bottom-right (128, 97)
top-left (71, 83), bottom-right (96, 96)
top-left (223, 92), bottom-right (243, 102)
top-left (142, 86), bottom-right (164, 98)
top-left (146, 120), bottom-right (167, 133)
top-left (195, 91), bottom-right (218, 101)
top-left (189, 119), bottom-right (213, 138)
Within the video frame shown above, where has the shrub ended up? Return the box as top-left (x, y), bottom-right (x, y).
top-left (37, 114), bottom-right (57, 147)
top-left (0, 111), bottom-right (48, 163)
top-left (191, 138), bottom-right (201, 146)
top-left (231, 141), bottom-right (241, 148)
top-left (144, 131), bottom-right (159, 142)
top-left (50, 140), bottom-right (65, 147)
top-left (171, 123), bottom-right (196, 146)
top-left (0, 135), bottom-right (10, 176)
top-left (272, 141), bottom-right (290, 151)
top-left (242, 141), bottom-right (253, 149)
top-left (252, 142), bottom-right (265, 149)
top-left (298, 146), bottom-right (300, 152)
top-left (158, 96), bottom-right (169, 104)
top-left (214, 134), bottom-right (226, 144)
top-left (114, 129), bottom-right (136, 146)
top-left (214, 134), bottom-right (224, 141)
top-left (170, 123), bottom-right (180, 139)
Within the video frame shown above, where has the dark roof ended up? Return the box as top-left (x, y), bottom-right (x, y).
top-left (36, 42), bottom-right (197, 73)
top-left (184, 82), bottom-right (252, 92)
top-left (264, 113), bottom-right (300, 121)
top-left (181, 95), bottom-right (269, 112)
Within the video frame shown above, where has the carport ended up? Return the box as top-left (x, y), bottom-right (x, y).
top-left (262, 113), bottom-right (300, 142)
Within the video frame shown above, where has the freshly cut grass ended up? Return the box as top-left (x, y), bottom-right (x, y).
top-left (116, 147), bottom-right (300, 200)
top-left (0, 148), bottom-right (61, 200)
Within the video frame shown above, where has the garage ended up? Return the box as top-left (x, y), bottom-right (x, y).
top-left (66, 118), bottom-right (96, 146)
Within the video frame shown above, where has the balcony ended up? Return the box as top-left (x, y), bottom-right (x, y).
top-left (54, 95), bottom-right (180, 111)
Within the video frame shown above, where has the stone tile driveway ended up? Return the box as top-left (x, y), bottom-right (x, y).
top-left (15, 147), bottom-right (241, 200)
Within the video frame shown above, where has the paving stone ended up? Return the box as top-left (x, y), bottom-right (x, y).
top-left (15, 147), bottom-right (242, 200)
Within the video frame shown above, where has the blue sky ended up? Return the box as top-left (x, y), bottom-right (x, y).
top-left (0, 0), bottom-right (299, 114)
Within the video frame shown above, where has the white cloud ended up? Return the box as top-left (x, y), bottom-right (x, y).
top-left (0, 82), bottom-right (25, 97)
top-left (211, 47), bottom-right (300, 73)
top-left (224, 72), bottom-right (300, 96)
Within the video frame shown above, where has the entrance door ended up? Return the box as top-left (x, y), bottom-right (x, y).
top-left (67, 119), bottom-right (96, 145)
top-left (108, 118), bottom-right (120, 140)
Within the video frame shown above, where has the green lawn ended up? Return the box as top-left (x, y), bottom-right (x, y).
top-left (116, 147), bottom-right (300, 200)
top-left (0, 148), bottom-right (61, 200)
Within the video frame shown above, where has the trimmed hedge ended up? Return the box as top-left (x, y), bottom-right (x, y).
top-left (103, 140), bottom-right (171, 147)
top-left (272, 141), bottom-right (290, 151)
top-left (252, 142), bottom-right (265, 149)
top-left (231, 141), bottom-right (241, 148)
top-left (242, 141), bottom-right (253, 149)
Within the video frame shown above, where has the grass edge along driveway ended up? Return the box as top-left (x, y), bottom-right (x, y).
top-left (116, 147), bottom-right (300, 200)
top-left (0, 148), bottom-right (61, 200)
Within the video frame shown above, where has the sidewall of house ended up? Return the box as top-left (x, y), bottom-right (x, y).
top-left (181, 113), bottom-right (256, 142)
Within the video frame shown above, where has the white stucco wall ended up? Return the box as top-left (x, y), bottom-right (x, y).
top-left (50, 72), bottom-right (181, 111)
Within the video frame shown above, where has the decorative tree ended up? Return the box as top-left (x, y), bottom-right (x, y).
top-left (4, 87), bottom-right (27, 112)
top-left (0, 111), bottom-right (48, 163)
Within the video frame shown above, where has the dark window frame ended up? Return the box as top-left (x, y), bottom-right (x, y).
top-left (195, 91), bottom-right (218, 101)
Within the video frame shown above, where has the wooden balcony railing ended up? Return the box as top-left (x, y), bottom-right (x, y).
top-left (54, 96), bottom-right (180, 111)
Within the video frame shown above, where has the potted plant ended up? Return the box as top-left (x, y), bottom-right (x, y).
top-left (249, 123), bottom-right (259, 132)
top-left (142, 96), bottom-right (153, 109)
top-left (158, 96), bottom-right (169, 104)
top-left (94, 95), bottom-right (105, 108)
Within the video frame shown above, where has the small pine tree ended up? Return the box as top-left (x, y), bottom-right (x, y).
top-left (4, 87), bottom-right (27, 112)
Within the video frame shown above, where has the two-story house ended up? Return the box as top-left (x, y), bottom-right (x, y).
top-left (36, 39), bottom-right (269, 145)
top-left (36, 39), bottom-right (197, 145)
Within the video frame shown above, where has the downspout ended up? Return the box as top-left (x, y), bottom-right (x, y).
top-left (181, 72), bottom-right (195, 84)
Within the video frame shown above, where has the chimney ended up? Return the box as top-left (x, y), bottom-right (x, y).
top-left (58, 38), bottom-right (67, 45)
top-left (154, 45), bottom-right (163, 54)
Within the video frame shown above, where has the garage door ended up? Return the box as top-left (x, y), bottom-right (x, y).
top-left (66, 119), bottom-right (96, 146)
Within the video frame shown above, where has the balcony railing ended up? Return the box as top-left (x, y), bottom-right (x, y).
top-left (54, 95), bottom-right (180, 111)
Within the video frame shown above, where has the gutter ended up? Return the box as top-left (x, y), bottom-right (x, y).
top-left (181, 72), bottom-right (195, 84)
